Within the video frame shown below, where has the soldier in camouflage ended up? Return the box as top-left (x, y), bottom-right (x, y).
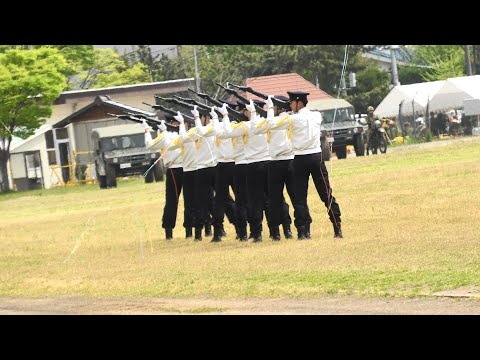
top-left (365, 106), bottom-right (380, 155)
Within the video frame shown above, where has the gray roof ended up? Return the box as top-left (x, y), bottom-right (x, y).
top-left (53, 95), bottom-right (157, 128)
top-left (60, 77), bottom-right (193, 96)
top-left (308, 98), bottom-right (353, 111)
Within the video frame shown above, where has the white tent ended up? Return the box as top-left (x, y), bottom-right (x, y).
top-left (374, 80), bottom-right (445, 118)
top-left (428, 75), bottom-right (480, 112)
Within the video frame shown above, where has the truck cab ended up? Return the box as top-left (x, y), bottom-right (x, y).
top-left (92, 123), bottom-right (164, 188)
top-left (308, 98), bottom-right (365, 160)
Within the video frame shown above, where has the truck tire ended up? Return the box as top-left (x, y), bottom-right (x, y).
top-left (379, 136), bottom-right (388, 154)
top-left (321, 137), bottom-right (331, 161)
top-left (144, 168), bottom-right (155, 183)
top-left (106, 163), bottom-right (117, 188)
top-left (153, 160), bottom-right (164, 182)
top-left (354, 134), bottom-right (365, 156)
top-left (335, 146), bottom-right (347, 159)
top-left (96, 164), bottom-right (107, 189)
top-left (98, 175), bottom-right (107, 189)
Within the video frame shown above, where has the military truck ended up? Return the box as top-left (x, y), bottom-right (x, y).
top-left (92, 123), bottom-right (164, 189)
top-left (308, 98), bottom-right (365, 160)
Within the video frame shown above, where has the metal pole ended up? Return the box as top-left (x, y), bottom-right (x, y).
top-left (390, 45), bottom-right (400, 86)
top-left (193, 47), bottom-right (200, 92)
top-left (412, 96), bottom-right (416, 139)
top-left (464, 45), bottom-right (473, 76)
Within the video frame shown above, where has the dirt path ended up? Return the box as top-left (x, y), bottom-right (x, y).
top-left (1, 294), bottom-right (479, 315)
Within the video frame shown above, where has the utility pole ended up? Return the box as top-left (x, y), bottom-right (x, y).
top-left (464, 45), bottom-right (473, 76)
top-left (193, 47), bottom-right (200, 92)
top-left (390, 45), bottom-right (400, 86)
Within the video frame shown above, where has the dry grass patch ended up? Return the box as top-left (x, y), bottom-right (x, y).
top-left (1, 139), bottom-right (480, 299)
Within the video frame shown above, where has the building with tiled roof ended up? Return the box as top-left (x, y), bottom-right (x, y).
top-left (244, 73), bottom-right (332, 101)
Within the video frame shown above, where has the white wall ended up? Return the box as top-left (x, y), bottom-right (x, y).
top-left (8, 129), bottom-right (60, 190)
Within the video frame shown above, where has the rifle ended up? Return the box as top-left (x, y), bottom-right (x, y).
top-left (173, 95), bottom-right (223, 118)
top-left (142, 102), bottom-right (195, 124)
top-left (227, 82), bottom-right (290, 109)
top-left (156, 96), bottom-right (212, 118)
top-left (188, 88), bottom-right (248, 122)
top-left (107, 113), bottom-right (178, 133)
top-left (215, 82), bottom-right (267, 118)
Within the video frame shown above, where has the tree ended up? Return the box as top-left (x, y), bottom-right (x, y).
top-left (0, 47), bottom-right (67, 191)
top-left (76, 48), bottom-right (150, 89)
top-left (398, 65), bottom-right (425, 85)
top-left (412, 45), bottom-right (465, 81)
top-left (346, 60), bottom-right (390, 113)
top-left (168, 45), bottom-right (366, 99)
top-left (53, 45), bottom-right (96, 89)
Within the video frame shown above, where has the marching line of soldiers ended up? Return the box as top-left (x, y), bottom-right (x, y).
top-left (143, 88), bottom-right (343, 243)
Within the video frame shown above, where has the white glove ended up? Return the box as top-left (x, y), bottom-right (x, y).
top-left (217, 103), bottom-right (228, 116)
top-left (142, 120), bottom-right (152, 131)
top-left (191, 105), bottom-right (200, 118)
top-left (246, 100), bottom-right (256, 113)
top-left (158, 120), bottom-right (167, 132)
top-left (209, 106), bottom-right (218, 120)
top-left (173, 111), bottom-right (184, 124)
top-left (265, 95), bottom-right (274, 109)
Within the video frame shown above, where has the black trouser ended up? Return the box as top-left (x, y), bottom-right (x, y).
top-left (233, 163), bottom-right (248, 231)
top-left (182, 170), bottom-right (196, 229)
top-left (212, 162), bottom-right (236, 228)
top-left (162, 167), bottom-right (183, 229)
top-left (246, 161), bottom-right (269, 236)
top-left (194, 166), bottom-right (216, 228)
top-left (268, 159), bottom-right (296, 228)
top-left (293, 152), bottom-right (341, 229)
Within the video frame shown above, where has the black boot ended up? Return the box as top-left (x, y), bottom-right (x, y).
top-left (194, 227), bottom-right (203, 241)
top-left (220, 224), bottom-right (227, 238)
top-left (185, 227), bottom-right (192, 239)
top-left (252, 226), bottom-right (262, 243)
top-left (270, 227), bottom-right (280, 241)
top-left (211, 226), bottom-right (222, 242)
top-left (282, 223), bottom-right (293, 239)
top-left (333, 223), bottom-right (343, 239)
top-left (165, 228), bottom-right (173, 240)
top-left (297, 226), bottom-right (310, 240)
top-left (305, 223), bottom-right (311, 239)
top-left (205, 223), bottom-right (212, 237)
top-left (252, 232), bottom-right (262, 243)
top-left (238, 227), bottom-right (248, 241)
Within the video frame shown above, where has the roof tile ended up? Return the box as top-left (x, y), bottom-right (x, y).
top-left (244, 73), bottom-right (332, 101)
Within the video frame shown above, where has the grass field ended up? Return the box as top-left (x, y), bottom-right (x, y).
top-left (1, 137), bottom-right (480, 299)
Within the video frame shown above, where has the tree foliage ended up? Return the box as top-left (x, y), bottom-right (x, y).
top-left (76, 48), bottom-right (150, 89)
top-left (398, 65), bottom-right (425, 85)
top-left (345, 59), bottom-right (391, 113)
top-left (0, 47), bottom-right (68, 190)
top-left (412, 45), bottom-right (465, 81)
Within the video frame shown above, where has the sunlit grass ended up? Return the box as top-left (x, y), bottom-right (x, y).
top-left (1, 138), bottom-right (480, 299)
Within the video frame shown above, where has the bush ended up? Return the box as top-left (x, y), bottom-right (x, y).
top-left (424, 129), bottom-right (433, 142)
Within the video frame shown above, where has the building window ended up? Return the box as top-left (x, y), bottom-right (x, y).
top-left (45, 130), bottom-right (54, 149)
top-left (47, 150), bottom-right (57, 165)
top-left (56, 128), bottom-right (69, 140)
